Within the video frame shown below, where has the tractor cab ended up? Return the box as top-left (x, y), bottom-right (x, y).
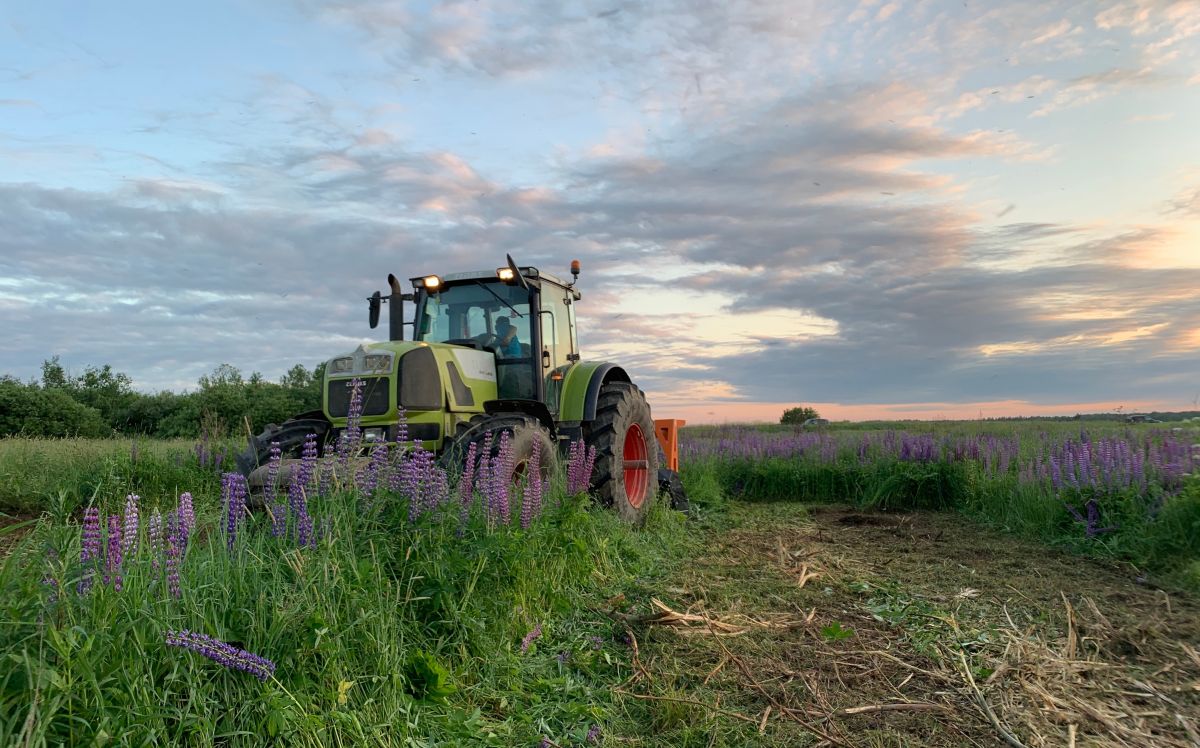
top-left (409, 262), bottom-right (581, 415)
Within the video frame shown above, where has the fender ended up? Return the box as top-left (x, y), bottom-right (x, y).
top-left (484, 399), bottom-right (556, 435)
top-left (557, 362), bottom-right (631, 422)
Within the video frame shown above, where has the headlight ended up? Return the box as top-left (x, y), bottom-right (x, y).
top-left (363, 353), bottom-right (393, 372)
top-left (496, 267), bottom-right (515, 281)
top-left (331, 357), bottom-right (354, 373)
top-left (423, 275), bottom-right (442, 290)
top-left (363, 427), bottom-right (386, 443)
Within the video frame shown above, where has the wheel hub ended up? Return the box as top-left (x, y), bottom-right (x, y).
top-left (622, 423), bottom-right (650, 507)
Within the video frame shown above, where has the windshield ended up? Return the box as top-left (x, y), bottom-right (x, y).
top-left (416, 282), bottom-right (532, 355)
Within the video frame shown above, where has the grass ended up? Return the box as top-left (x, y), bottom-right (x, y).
top-left (682, 422), bottom-right (1200, 591)
top-left (0, 437), bottom-right (229, 519)
top-left (0, 425), bottom-right (1196, 746)
top-left (0, 445), bottom-right (699, 746)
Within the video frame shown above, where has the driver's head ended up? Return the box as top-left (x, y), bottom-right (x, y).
top-left (496, 316), bottom-right (512, 335)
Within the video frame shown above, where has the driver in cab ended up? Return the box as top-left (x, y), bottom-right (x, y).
top-left (494, 316), bottom-right (522, 358)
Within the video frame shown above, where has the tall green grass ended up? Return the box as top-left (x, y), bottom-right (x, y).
top-left (0, 463), bottom-right (691, 746)
top-left (0, 438), bottom-right (229, 518)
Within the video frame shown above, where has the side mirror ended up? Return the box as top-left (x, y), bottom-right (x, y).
top-left (505, 253), bottom-right (529, 291)
top-left (368, 291), bottom-right (382, 329)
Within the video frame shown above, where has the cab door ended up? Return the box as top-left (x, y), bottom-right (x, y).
top-left (540, 286), bottom-right (577, 415)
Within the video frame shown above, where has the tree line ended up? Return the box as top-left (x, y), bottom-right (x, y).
top-left (0, 357), bottom-right (324, 439)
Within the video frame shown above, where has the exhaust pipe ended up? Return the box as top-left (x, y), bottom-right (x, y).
top-left (387, 273), bottom-right (408, 342)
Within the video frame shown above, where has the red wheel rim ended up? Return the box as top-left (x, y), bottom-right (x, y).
top-left (623, 423), bottom-right (650, 508)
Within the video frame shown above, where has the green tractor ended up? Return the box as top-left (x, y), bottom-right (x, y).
top-left (236, 255), bottom-right (686, 521)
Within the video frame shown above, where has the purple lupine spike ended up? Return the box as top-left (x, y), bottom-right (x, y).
top-left (297, 510), bottom-right (315, 549)
top-left (299, 433), bottom-right (319, 485)
top-left (288, 465), bottom-right (310, 544)
top-left (520, 623), bottom-right (542, 654)
top-left (401, 443), bottom-right (425, 522)
top-left (360, 443), bottom-right (389, 501)
top-left (566, 440), bottom-right (582, 494)
top-left (121, 494), bottom-right (140, 558)
top-left (586, 724), bottom-right (601, 744)
top-left (318, 454), bottom-right (335, 497)
top-left (494, 431), bottom-right (514, 524)
top-left (165, 630), bottom-right (276, 681)
top-left (264, 442), bottom-right (282, 506)
top-left (78, 506), bottom-right (102, 595)
top-left (428, 461), bottom-right (449, 512)
top-left (395, 407), bottom-right (409, 446)
top-left (520, 439), bottom-right (543, 529)
top-left (106, 514), bottom-right (123, 591)
top-left (458, 441), bottom-right (479, 523)
top-left (148, 511), bottom-right (163, 573)
top-left (178, 492), bottom-right (195, 541)
top-left (222, 472), bottom-right (249, 552)
top-left (270, 495), bottom-right (288, 538)
top-left (337, 377), bottom-right (365, 467)
top-left (165, 511), bottom-right (182, 598)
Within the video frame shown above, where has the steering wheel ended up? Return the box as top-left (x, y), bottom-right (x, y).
top-left (474, 332), bottom-right (498, 349)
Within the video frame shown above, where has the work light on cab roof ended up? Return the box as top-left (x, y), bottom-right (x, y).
top-left (235, 254), bottom-right (688, 523)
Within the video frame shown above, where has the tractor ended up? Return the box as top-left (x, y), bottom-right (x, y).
top-left (236, 256), bottom-right (687, 522)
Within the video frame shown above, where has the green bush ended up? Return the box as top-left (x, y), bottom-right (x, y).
top-left (0, 378), bottom-right (110, 438)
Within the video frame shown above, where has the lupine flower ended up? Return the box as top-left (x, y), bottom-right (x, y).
top-left (264, 441), bottom-right (282, 506)
top-left (586, 724), bottom-right (602, 744)
top-left (222, 472), bottom-right (249, 552)
top-left (165, 511), bottom-right (182, 598)
top-left (337, 378), bottom-right (365, 467)
top-left (165, 629), bottom-right (276, 681)
top-left (520, 623), bottom-right (542, 654)
top-left (298, 434), bottom-right (319, 487)
top-left (395, 407), bottom-right (409, 446)
top-left (178, 492), bottom-right (195, 540)
top-left (360, 443), bottom-right (389, 500)
top-left (148, 511), bottom-right (164, 572)
top-left (493, 432), bottom-right (514, 524)
top-left (457, 442), bottom-right (479, 524)
top-left (106, 514), bottom-right (123, 591)
top-left (121, 494), bottom-right (140, 558)
top-left (520, 439), bottom-right (543, 529)
top-left (78, 507), bottom-right (102, 595)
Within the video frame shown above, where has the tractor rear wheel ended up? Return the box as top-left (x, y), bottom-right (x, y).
top-left (586, 382), bottom-right (660, 524)
top-left (442, 413), bottom-right (558, 502)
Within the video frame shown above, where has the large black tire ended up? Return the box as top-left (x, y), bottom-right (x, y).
top-left (586, 382), bottom-right (660, 524)
top-left (235, 412), bottom-right (332, 478)
top-left (441, 413), bottom-right (558, 494)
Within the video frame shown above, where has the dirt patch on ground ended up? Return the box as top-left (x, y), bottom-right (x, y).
top-left (0, 513), bottom-right (38, 556)
top-left (612, 503), bottom-right (1200, 747)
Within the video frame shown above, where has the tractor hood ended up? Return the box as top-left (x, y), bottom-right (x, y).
top-left (321, 341), bottom-right (497, 430)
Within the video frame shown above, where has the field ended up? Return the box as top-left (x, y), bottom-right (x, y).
top-left (1, 419), bottom-right (1199, 746)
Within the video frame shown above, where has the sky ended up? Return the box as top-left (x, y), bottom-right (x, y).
top-left (2, 0), bottom-right (1199, 423)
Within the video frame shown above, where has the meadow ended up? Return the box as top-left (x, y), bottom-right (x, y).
top-left (1, 417), bottom-right (1198, 746)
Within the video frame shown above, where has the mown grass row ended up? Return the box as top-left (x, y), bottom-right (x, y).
top-left (684, 453), bottom-right (1200, 591)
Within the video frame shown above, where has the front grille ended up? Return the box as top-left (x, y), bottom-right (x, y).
top-left (327, 377), bottom-right (390, 418)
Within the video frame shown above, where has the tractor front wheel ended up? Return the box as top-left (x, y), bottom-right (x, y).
top-left (586, 382), bottom-right (660, 524)
top-left (442, 413), bottom-right (558, 502)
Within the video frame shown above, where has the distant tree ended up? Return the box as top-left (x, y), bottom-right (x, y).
top-left (781, 406), bottom-right (821, 425)
top-left (0, 376), bottom-right (109, 437)
top-left (40, 356), bottom-right (70, 389)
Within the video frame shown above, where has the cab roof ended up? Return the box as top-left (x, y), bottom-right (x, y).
top-left (410, 267), bottom-right (570, 288)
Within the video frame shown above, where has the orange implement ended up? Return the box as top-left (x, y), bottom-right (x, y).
top-left (653, 419), bottom-right (686, 472)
